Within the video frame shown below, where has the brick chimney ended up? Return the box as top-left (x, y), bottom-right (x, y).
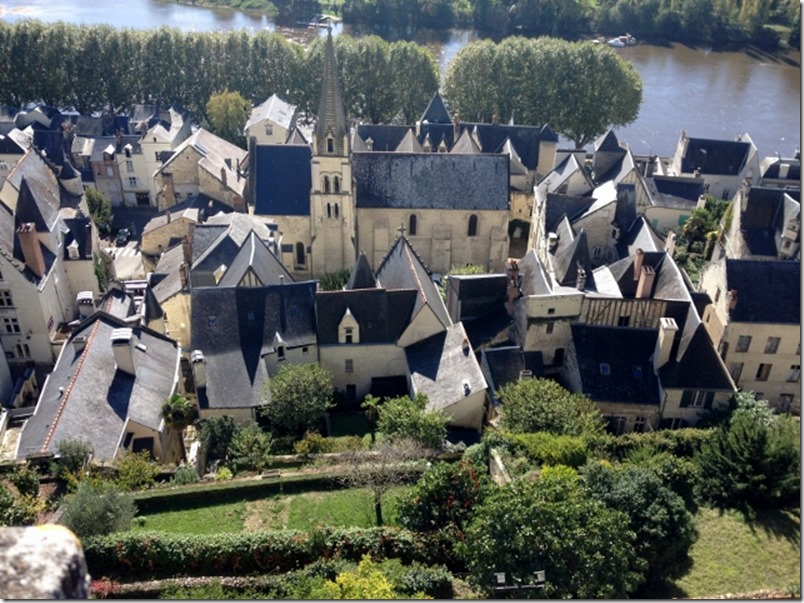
top-left (633, 248), bottom-right (644, 281)
top-left (220, 166), bottom-right (227, 188)
top-left (635, 265), bottom-right (656, 299)
top-left (653, 317), bottom-right (679, 371)
top-left (190, 349), bottom-right (206, 389)
top-left (16, 223), bottom-right (45, 278)
top-left (111, 327), bottom-right (137, 376)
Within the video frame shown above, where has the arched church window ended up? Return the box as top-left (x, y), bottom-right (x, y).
top-left (296, 242), bottom-right (306, 266)
top-left (327, 202), bottom-right (332, 218)
top-left (324, 176), bottom-right (331, 193)
top-left (409, 214), bottom-right (417, 236)
top-left (334, 176), bottom-right (340, 193)
top-left (334, 203), bottom-right (339, 219)
top-left (468, 214), bottom-right (478, 237)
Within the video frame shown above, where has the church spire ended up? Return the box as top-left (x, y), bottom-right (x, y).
top-left (315, 24), bottom-right (348, 156)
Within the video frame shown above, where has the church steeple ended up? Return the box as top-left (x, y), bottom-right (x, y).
top-left (315, 24), bottom-right (348, 156)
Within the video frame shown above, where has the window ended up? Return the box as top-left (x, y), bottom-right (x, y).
top-left (334, 203), bottom-right (339, 219)
top-left (729, 362), bottom-right (744, 382)
top-left (3, 317), bottom-right (19, 334)
top-left (345, 327), bottom-right (353, 344)
top-left (634, 416), bottom-right (647, 433)
top-left (764, 337), bottom-right (781, 354)
top-left (735, 335), bottom-right (752, 353)
top-left (599, 363), bottom-right (611, 376)
top-left (326, 202), bottom-right (332, 219)
top-left (409, 214), bottom-right (417, 236)
top-left (714, 287), bottom-right (721, 303)
top-left (326, 137), bottom-right (334, 153)
top-left (787, 365), bottom-right (800, 382)
top-left (302, 346), bottom-right (309, 356)
top-left (690, 391), bottom-right (707, 407)
top-left (127, 177), bottom-right (138, 187)
top-left (264, 124), bottom-right (273, 136)
top-left (545, 323), bottom-right (554, 335)
top-left (295, 242), bottom-right (306, 267)
top-left (606, 416), bottom-right (626, 435)
top-left (618, 315), bottom-right (630, 326)
top-left (592, 246), bottom-right (602, 259)
top-left (125, 160), bottom-right (134, 173)
top-left (208, 316), bottom-right (217, 327)
top-left (15, 343), bottom-right (30, 359)
top-left (467, 214), bottom-right (478, 237)
top-left (554, 348), bottom-right (564, 365)
top-left (334, 176), bottom-right (340, 193)
top-left (346, 384), bottom-right (356, 402)
top-left (345, 359), bottom-right (354, 373)
top-left (755, 363), bottom-right (772, 381)
top-left (0, 290), bottom-right (13, 307)
top-left (778, 394), bottom-right (794, 412)
top-left (721, 188), bottom-right (730, 200)
top-left (323, 176), bottom-right (331, 193)
top-left (106, 166), bottom-right (114, 176)
top-left (547, 308), bottom-right (555, 315)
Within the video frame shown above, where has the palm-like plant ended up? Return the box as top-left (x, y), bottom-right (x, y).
top-left (161, 394), bottom-right (198, 461)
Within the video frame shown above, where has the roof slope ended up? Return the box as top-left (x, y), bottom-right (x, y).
top-left (316, 288), bottom-right (418, 345)
top-left (726, 259), bottom-right (800, 324)
top-left (253, 144), bottom-right (312, 216)
top-left (681, 137), bottom-right (751, 175)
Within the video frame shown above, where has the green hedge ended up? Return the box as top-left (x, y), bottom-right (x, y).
top-left (84, 527), bottom-right (431, 580)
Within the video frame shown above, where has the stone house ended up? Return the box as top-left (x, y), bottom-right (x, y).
top-left (140, 195), bottom-right (233, 257)
top-left (244, 94), bottom-right (298, 145)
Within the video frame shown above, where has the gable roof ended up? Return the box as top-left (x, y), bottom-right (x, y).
top-left (481, 346), bottom-right (544, 394)
top-left (419, 92), bottom-right (452, 124)
top-left (395, 129), bottom-right (423, 153)
top-left (346, 251), bottom-right (377, 290)
top-left (252, 144), bottom-right (312, 216)
top-left (681, 137), bottom-right (752, 176)
top-left (150, 243), bottom-right (186, 304)
top-left (659, 323), bottom-right (734, 391)
top-left (216, 230), bottom-right (291, 287)
top-left (725, 259), bottom-right (800, 324)
top-left (191, 213), bottom-right (280, 279)
top-left (143, 194), bottom-right (234, 235)
top-left (544, 193), bottom-right (596, 232)
top-left (245, 94), bottom-right (297, 132)
top-left (552, 229), bottom-right (595, 289)
top-left (406, 322), bottom-right (487, 412)
top-left (352, 152), bottom-right (508, 211)
top-left (316, 288), bottom-right (418, 345)
top-left (570, 323), bottom-right (661, 406)
top-left (160, 128), bottom-right (247, 196)
top-left (740, 187), bottom-right (796, 257)
top-left (191, 282), bottom-right (318, 410)
top-left (375, 236), bottom-right (451, 330)
top-left (17, 312), bottom-right (179, 461)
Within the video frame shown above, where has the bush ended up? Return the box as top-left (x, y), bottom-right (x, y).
top-left (294, 431), bottom-right (364, 456)
top-left (8, 465), bottom-right (40, 497)
top-left (61, 481), bottom-right (136, 539)
top-left (198, 415), bottom-right (237, 462)
top-left (507, 431), bottom-right (590, 468)
top-left (380, 558), bottom-right (454, 599)
top-left (115, 450), bottom-right (159, 491)
top-left (215, 467), bottom-right (233, 481)
top-left (55, 438), bottom-right (93, 480)
top-left (228, 423), bottom-right (273, 474)
top-left (171, 465), bottom-right (199, 486)
top-left (377, 394), bottom-right (448, 450)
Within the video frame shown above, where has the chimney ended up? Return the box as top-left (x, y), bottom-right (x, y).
top-left (111, 327), bottom-right (137, 376)
top-left (492, 113), bottom-right (499, 125)
top-left (664, 231), bottom-right (676, 256)
top-left (633, 248), bottom-right (644, 281)
top-left (179, 263), bottom-right (187, 289)
top-left (191, 349), bottom-right (206, 389)
top-left (453, 114), bottom-right (461, 143)
top-left (576, 265), bottom-right (587, 290)
top-left (635, 265), bottom-right (656, 299)
top-left (653, 317), bottom-right (679, 370)
top-left (220, 166), bottom-right (228, 188)
top-left (17, 223), bottom-right (46, 278)
top-left (727, 289), bottom-right (738, 311)
top-left (182, 230), bottom-right (193, 265)
top-left (76, 291), bottom-right (95, 319)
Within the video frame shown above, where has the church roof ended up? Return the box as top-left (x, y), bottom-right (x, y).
top-left (314, 28), bottom-right (348, 155)
top-left (253, 144), bottom-right (312, 216)
top-left (352, 152), bottom-right (508, 211)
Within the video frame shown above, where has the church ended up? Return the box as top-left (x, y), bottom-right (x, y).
top-left (245, 28), bottom-right (558, 278)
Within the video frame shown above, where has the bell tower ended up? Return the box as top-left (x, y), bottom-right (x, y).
top-left (310, 24), bottom-right (355, 276)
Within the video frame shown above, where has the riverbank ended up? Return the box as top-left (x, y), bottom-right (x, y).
top-left (176, 0), bottom-right (279, 18)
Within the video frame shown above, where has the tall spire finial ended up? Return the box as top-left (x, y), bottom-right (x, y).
top-left (314, 19), bottom-right (348, 156)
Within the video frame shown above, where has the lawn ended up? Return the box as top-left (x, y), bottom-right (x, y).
top-left (670, 506), bottom-right (800, 598)
top-left (134, 486), bottom-right (412, 533)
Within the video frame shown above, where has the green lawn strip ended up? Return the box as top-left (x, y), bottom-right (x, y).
top-left (675, 506), bottom-right (801, 597)
top-left (284, 486), bottom-right (412, 529)
top-left (133, 500), bottom-right (246, 534)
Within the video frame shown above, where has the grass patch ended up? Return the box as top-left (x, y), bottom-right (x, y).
top-left (672, 506), bottom-right (800, 598)
top-left (133, 500), bottom-right (246, 534)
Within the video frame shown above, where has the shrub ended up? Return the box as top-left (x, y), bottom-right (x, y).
top-left (61, 481), bottom-right (136, 539)
top-left (115, 451), bottom-right (159, 491)
top-left (171, 465), bottom-right (199, 486)
top-left (198, 415), bottom-right (237, 462)
top-left (508, 431), bottom-right (590, 468)
top-left (215, 466), bottom-right (234, 481)
top-left (228, 423), bottom-right (273, 474)
top-left (295, 431), bottom-right (364, 456)
top-left (376, 394), bottom-right (448, 450)
top-left (380, 558), bottom-right (454, 599)
top-left (8, 465), bottom-right (40, 497)
top-left (55, 438), bottom-right (93, 479)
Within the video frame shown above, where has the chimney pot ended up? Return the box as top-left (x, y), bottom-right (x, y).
top-left (16, 223), bottom-right (46, 278)
top-left (111, 327), bottom-right (137, 376)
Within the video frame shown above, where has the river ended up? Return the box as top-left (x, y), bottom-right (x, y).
top-left (0, 0), bottom-right (800, 158)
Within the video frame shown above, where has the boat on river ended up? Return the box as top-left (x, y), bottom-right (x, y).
top-left (607, 33), bottom-right (637, 47)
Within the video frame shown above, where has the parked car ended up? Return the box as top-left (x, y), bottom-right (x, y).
top-left (115, 228), bottom-right (130, 246)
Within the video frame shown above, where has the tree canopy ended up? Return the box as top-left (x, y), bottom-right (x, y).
top-left (262, 363), bottom-right (334, 436)
top-left (444, 37), bottom-right (643, 147)
top-left (205, 89), bottom-right (251, 147)
top-left (376, 393), bottom-right (448, 450)
top-left (497, 377), bottom-right (604, 436)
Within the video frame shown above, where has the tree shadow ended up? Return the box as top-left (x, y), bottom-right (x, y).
top-left (742, 507), bottom-right (801, 546)
top-left (742, 44), bottom-right (800, 67)
top-left (640, 578), bottom-right (689, 599)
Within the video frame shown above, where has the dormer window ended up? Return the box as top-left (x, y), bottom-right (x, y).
top-left (345, 327), bottom-right (353, 344)
top-left (277, 345), bottom-right (285, 361)
top-left (338, 309), bottom-right (359, 344)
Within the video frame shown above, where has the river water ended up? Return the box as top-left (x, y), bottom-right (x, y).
top-left (0, 0), bottom-right (800, 158)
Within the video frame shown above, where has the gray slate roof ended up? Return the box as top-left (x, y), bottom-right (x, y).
top-left (252, 144), bottom-right (312, 216)
top-left (681, 137), bottom-right (751, 176)
top-left (346, 251), bottom-right (377, 290)
top-left (216, 230), bottom-right (292, 287)
top-left (659, 323), bottom-right (734, 391)
top-left (190, 282), bottom-right (318, 410)
top-left (726, 259), bottom-right (800, 324)
top-left (151, 244), bottom-right (185, 304)
top-left (352, 152), bottom-right (509, 211)
top-left (17, 313), bottom-right (179, 461)
top-left (740, 187), bottom-right (796, 257)
top-left (481, 346), bottom-right (544, 396)
top-left (316, 288), bottom-right (418, 345)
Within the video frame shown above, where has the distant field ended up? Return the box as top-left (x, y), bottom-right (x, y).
top-left (133, 486), bottom-right (412, 533)
top-left (672, 507), bottom-right (800, 598)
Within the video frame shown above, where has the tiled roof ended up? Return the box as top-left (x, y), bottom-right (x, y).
top-left (252, 144), bottom-right (312, 216)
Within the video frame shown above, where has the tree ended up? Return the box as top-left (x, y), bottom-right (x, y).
top-left (160, 394), bottom-right (198, 462)
top-left (397, 459), bottom-right (489, 535)
top-left (695, 408), bottom-right (800, 511)
top-left (262, 364), bottom-right (334, 437)
top-left (55, 438), bottom-right (94, 480)
top-left (582, 460), bottom-right (698, 590)
top-left (444, 37), bottom-right (643, 147)
top-left (85, 188), bottom-right (113, 230)
top-left (205, 89), bottom-right (251, 148)
top-left (341, 438), bottom-right (428, 526)
top-left (198, 415), bottom-right (237, 464)
top-left (376, 394), bottom-right (448, 450)
top-left (498, 378), bottom-right (604, 436)
top-left (227, 422), bottom-right (273, 474)
top-left (61, 480), bottom-right (136, 539)
top-left (115, 450), bottom-right (160, 491)
top-left (463, 466), bottom-right (642, 598)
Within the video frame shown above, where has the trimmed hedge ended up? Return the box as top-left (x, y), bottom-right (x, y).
top-left (84, 527), bottom-right (431, 581)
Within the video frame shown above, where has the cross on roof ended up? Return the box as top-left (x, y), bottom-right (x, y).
top-left (397, 223), bottom-right (406, 237)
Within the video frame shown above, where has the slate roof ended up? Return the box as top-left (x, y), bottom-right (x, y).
top-left (142, 194), bottom-right (233, 235)
top-left (740, 187), bottom-right (794, 257)
top-left (607, 251), bottom-right (690, 302)
top-left (481, 346), bottom-right (544, 395)
top-left (406, 322), bottom-right (488, 412)
top-left (62, 217), bottom-right (94, 260)
top-left (726, 259), bottom-right (800, 324)
top-left (652, 175), bottom-right (705, 201)
top-left (352, 152), bottom-right (508, 211)
top-left (659, 323), bottom-right (734, 391)
top-left (396, 129), bottom-right (424, 153)
top-left (314, 29), bottom-right (348, 156)
top-left (150, 243), bottom-right (185, 304)
top-left (616, 215), bottom-right (665, 258)
top-left (0, 133), bottom-right (24, 155)
top-left (552, 229), bottom-right (595, 289)
top-left (570, 324), bottom-right (661, 406)
top-left (252, 144), bottom-right (312, 216)
top-left (760, 155), bottom-right (800, 181)
top-left (17, 312), bottom-right (179, 461)
top-left (346, 251), bottom-right (377, 290)
top-left (375, 236), bottom-right (451, 330)
top-left (190, 282), bottom-right (318, 410)
top-left (450, 129), bottom-right (481, 154)
top-left (446, 273), bottom-right (508, 322)
top-left (356, 125), bottom-right (411, 153)
top-left (419, 92), bottom-right (452, 124)
top-left (98, 288), bottom-right (136, 320)
top-left (544, 193), bottom-right (595, 232)
top-left (516, 250), bottom-right (554, 297)
top-left (680, 137), bottom-right (752, 176)
top-left (316, 288), bottom-right (418, 345)
top-left (461, 306), bottom-right (513, 349)
top-left (216, 230), bottom-right (292, 287)
top-left (245, 94), bottom-right (297, 133)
